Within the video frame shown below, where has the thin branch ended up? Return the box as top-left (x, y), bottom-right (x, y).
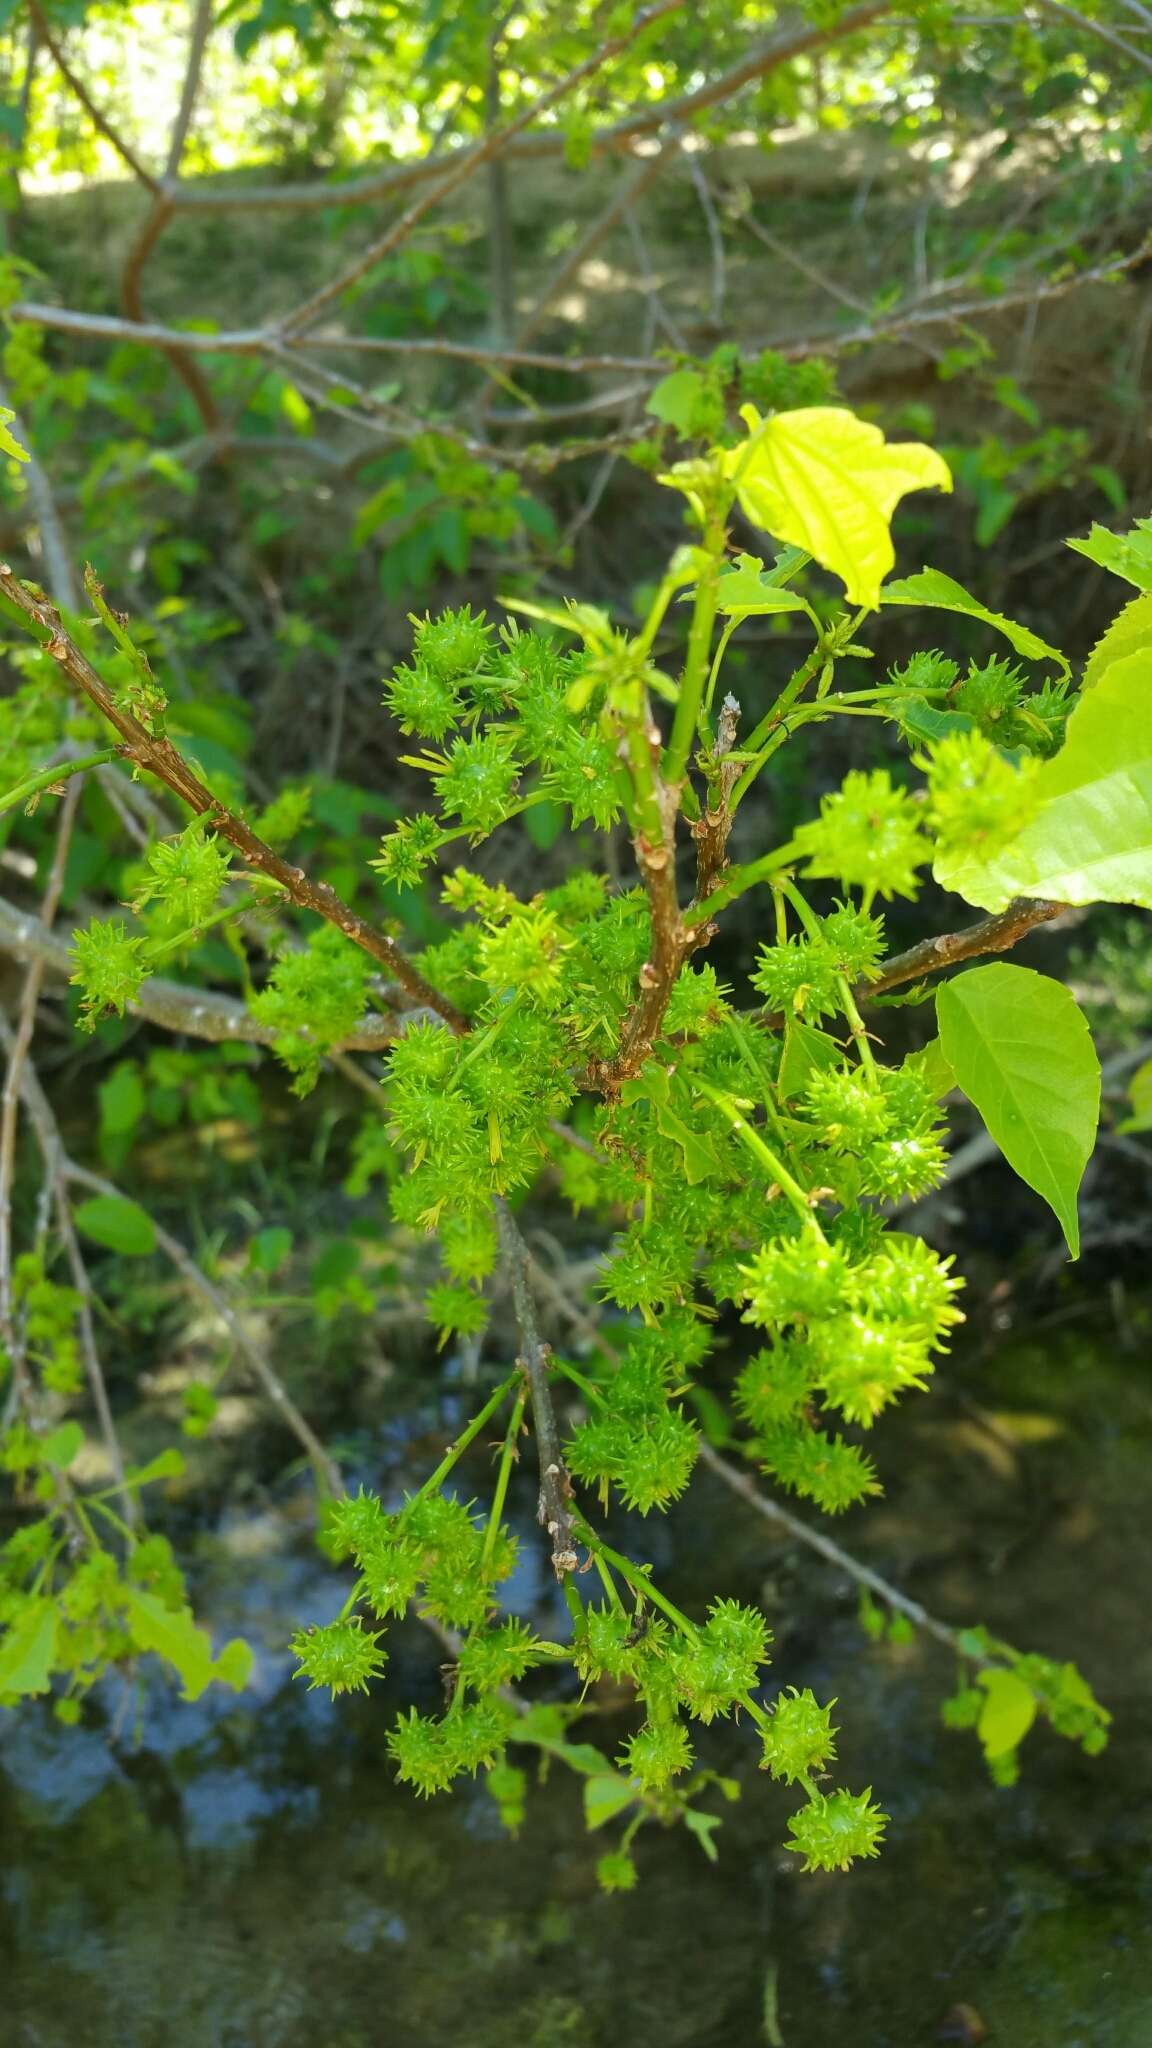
top-left (280, 0), bottom-right (691, 339)
top-left (0, 781), bottom-right (80, 1410)
top-left (495, 1199), bottom-right (578, 1578)
top-left (7, 304), bottom-right (666, 374)
top-left (164, 0), bottom-right (214, 179)
top-left (28, 0), bottom-right (160, 191)
top-left (864, 897), bottom-right (1069, 1001)
top-left (0, 889), bottom-right (400, 1049)
top-left (696, 1440), bottom-right (982, 1661)
top-left (63, 1160), bottom-right (342, 1495)
top-left (1030, 0), bottom-right (1152, 73)
top-left (120, 0), bottom-right (222, 433)
top-left (0, 567), bottom-right (467, 1031)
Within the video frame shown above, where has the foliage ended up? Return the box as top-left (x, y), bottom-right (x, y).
top-left (1, 386), bottom-right (1141, 1885)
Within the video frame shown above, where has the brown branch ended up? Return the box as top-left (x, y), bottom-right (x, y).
top-left (690, 693), bottom-right (741, 924)
top-left (7, 304), bottom-right (667, 374)
top-left (280, 0), bottom-right (690, 338)
top-left (28, 1), bottom-right (160, 191)
top-left (697, 1440), bottom-right (981, 1661)
top-left (0, 781), bottom-right (81, 1411)
top-left (495, 1199), bottom-right (578, 1579)
top-left (864, 897), bottom-right (1069, 1001)
top-left (17, 237), bottom-right (1147, 395)
top-left (0, 566), bottom-right (467, 1032)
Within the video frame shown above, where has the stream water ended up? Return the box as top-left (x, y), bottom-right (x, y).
top-left (1, 1315), bottom-right (1150, 2048)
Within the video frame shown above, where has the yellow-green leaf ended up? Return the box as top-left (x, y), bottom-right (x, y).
top-left (1082, 591), bottom-right (1152, 690)
top-left (977, 1668), bottom-right (1037, 1758)
top-left (724, 406), bottom-right (951, 611)
top-left (0, 1598), bottom-right (58, 1696)
top-left (933, 651), bottom-right (1152, 912)
top-left (0, 407), bottom-right (29, 465)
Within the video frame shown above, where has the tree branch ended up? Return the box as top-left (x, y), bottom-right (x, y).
top-left (0, 891), bottom-right (400, 1050)
top-left (864, 897), bottom-right (1069, 1001)
top-left (0, 566), bottom-right (467, 1031)
top-left (697, 1440), bottom-right (984, 1662)
top-left (495, 1199), bottom-right (578, 1578)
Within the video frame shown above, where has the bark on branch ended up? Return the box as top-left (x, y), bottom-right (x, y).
top-left (496, 1199), bottom-right (578, 1579)
top-left (863, 896), bottom-right (1069, 1001)
top-left (0, 566), bottom-right (467, 1032)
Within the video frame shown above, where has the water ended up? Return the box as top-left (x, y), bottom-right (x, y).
top-left (2, 1317), bottom-right (1150, 2047)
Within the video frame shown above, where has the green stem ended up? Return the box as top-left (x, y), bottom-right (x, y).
top-left (703, 616), bottom-right (739, 718)
top-left (836, 972), bottom-right (878, 1084)
top-left (664, 518), bottom-right (726, 787)
top-left (580, 1528), bottom-right (698, 1636)
top-left (480, 1379), bottom-right (528, 1573)
top-left (0, 747), bottom-right (118, 818)
top-left (410, 1369), bottom-right (521, 1506)
top-left (693, 1079), bottom-right (824, 1232)
top-left (777, 876), bottom-right (820, 941)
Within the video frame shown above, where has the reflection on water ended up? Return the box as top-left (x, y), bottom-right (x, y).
top-left (2, 1327), bottom-right (1150, 2048)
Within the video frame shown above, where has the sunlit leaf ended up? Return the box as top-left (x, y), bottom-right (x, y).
top-left (934, 651), bottom-right (1152, 911)
top-left (725, 406), bottom-right (951, 611)
top-left (977, 1668), bottom-right (1037, 1758)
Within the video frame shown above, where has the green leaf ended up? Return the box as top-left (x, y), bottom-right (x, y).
top-left (713, 554), bottom-right (811, 618)
top-left (0, 405), bottom-right (29, 465)
top-left (1067, 519), bottom-right (1152, 592)
top-left (123, 1447), bottom-right (186, 1488)
top-left (776, 1018), bottom-right (843, 1100)
top-left (583, 1770), bottom-right (640, 1831)
top-left (934, 652), bottom-right (1152, 911)
top-left (98, 1062), bottom-right (146, 1139)
top-left (683, 1806), bottom-right (724, 1861)
top-left (977, 1668), bottom-right (1037, 1758)
top-left (726, 405), bottom-right (952, 610)
top-left (249, 1226), bottom-right (292, 1274)
top-left (40, 1422), bottom-right (84, 1470)
top-left (646, 369), bottom-right (706, 435)
top-left (74, 1193), bottom-right (156, 1257)
top-left (880, 567), bottom-right (1069, 674)
top-left (1082, 592), bottom-right (1152, 690)
top-left (122, 1587), bottom-right (252, 1702)
top-left (0, 1598), bottom-right (58, 1696)
top-left (1118, 1057), bottom-right (1152, 1135)
top-left (936, 965), bottom-right (1100, 1257)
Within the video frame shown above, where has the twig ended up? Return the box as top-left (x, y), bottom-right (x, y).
top-left (495, 1199), bottom-right (578, 1578)
top-left (864, 897), bottom-right (1069, 1000)
top-left (1030, 0), bottom-right (1152, 72)
top-left (697, 1439), bottom-right (980, 1661)
top-left (280, 0), bottom-right (691, 339)
top-left (0, 782), bottom-right (81, 1408)
top-left (27, 1), bottom-right (160, 191)
top-left (0, 567), bottom-right (466, 1031)
top-left (119, 0), bottom-right (221, 433)
top-left (62, 1160), bottom-right (342, 1495)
